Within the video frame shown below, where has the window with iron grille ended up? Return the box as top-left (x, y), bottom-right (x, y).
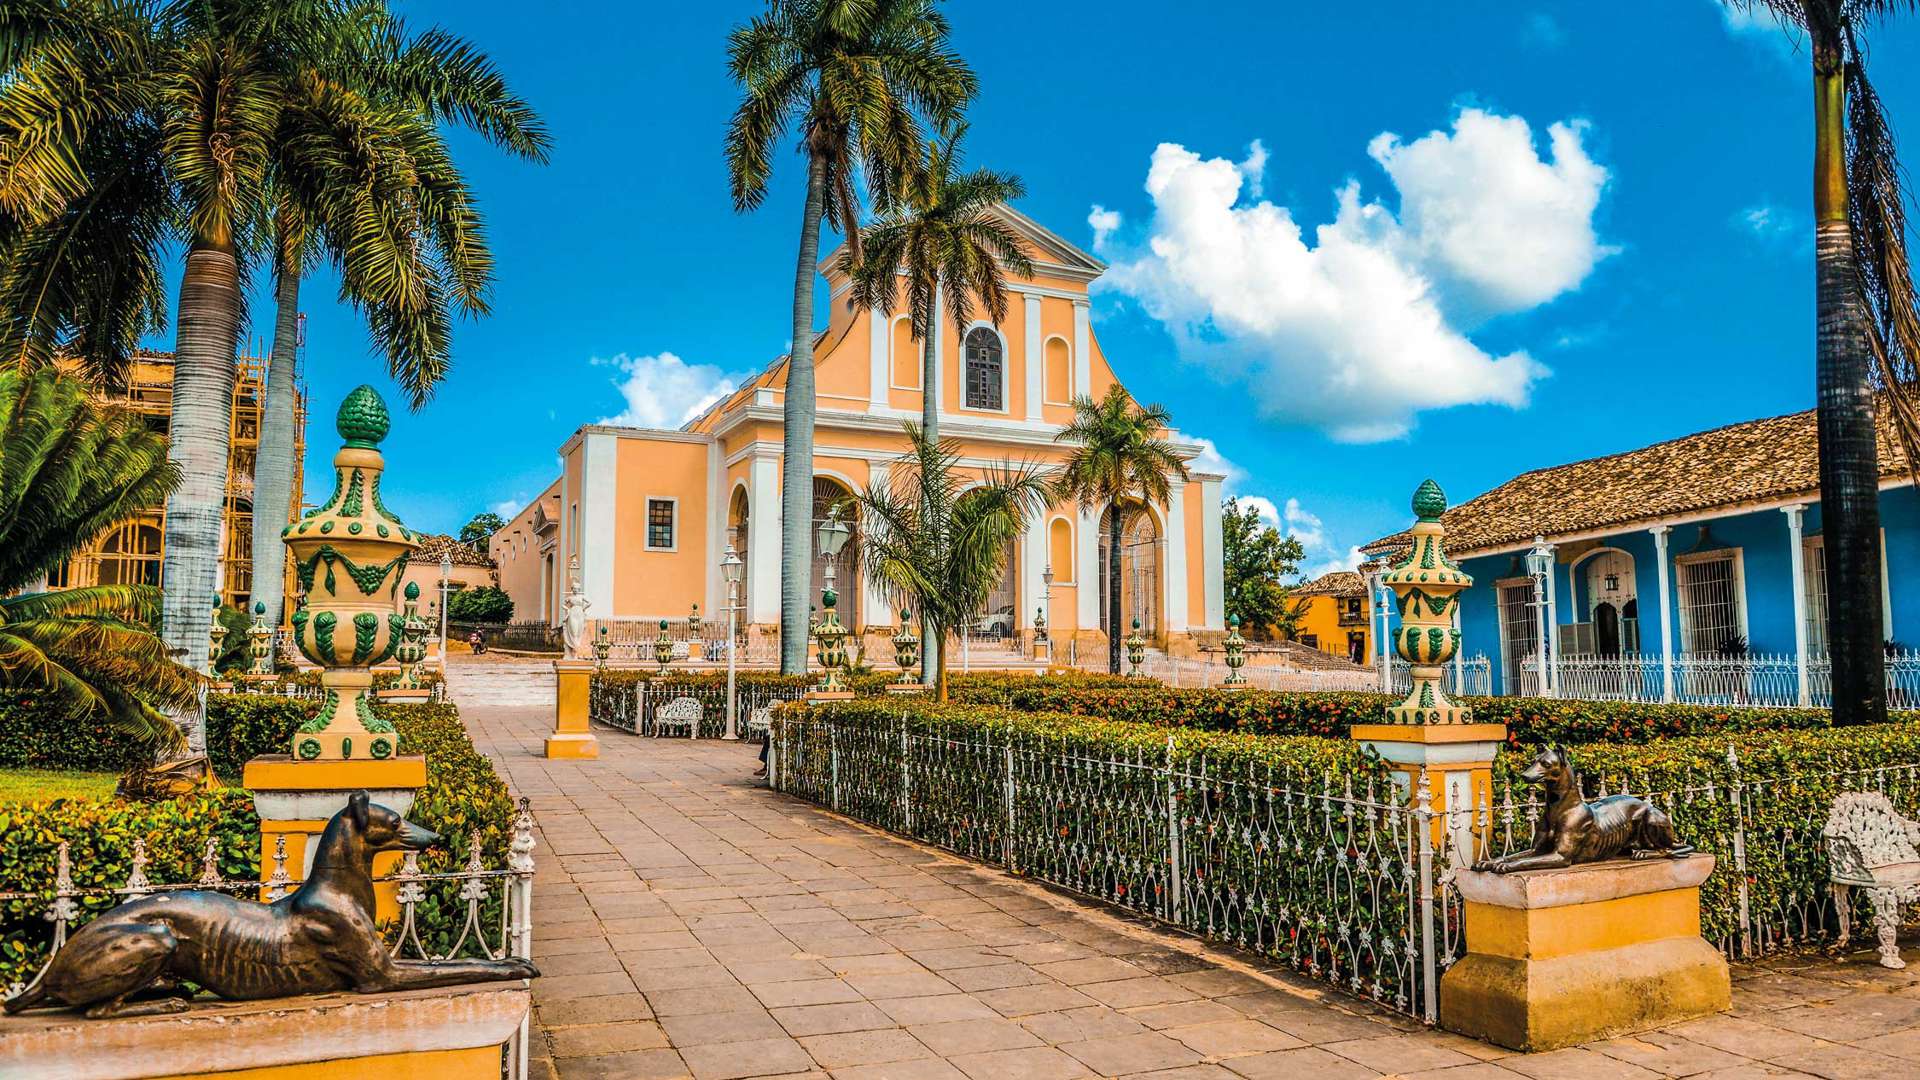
top-left (1497, 580), bottom-right (1541, 696)
top-left (1677, 552), bottom-right (1741, 654)
top-left (963, 327), bottom-right (1003, 411)
top-left (1805, 538), bottom-right (1829, 653)
top-left (646, 498), bottom-right (675, 550)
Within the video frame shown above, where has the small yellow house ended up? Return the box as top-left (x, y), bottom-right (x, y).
top-left (1292, 570), bottom-right (1372, 666)
top-left (491, 206), bottom-right (1229, 659)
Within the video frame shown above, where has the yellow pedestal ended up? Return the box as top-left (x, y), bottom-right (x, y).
top-left (1351, 723), bottom-right (1505, 853)
top-left (1440, 857), bottom-right (1730, 1051)
top-left (547, 660), bottom-right (599, 759)
top-left (242, 755), bottom-right (427, 923)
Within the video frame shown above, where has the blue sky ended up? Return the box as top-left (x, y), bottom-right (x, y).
top-left (268, 1), bottom-right (1920, 577)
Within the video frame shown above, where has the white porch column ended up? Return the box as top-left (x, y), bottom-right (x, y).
top-left (1543, 542), bottom-right (1560, 696)
top-left (868, 305), bottom-right (889, 412)
top-left (704, 440), bottom-right (723, 620)
top-left (1072, 300), bottom-right (1091, 399)
top-left (1199, 479), bottom-right (1225, 629)
top-left (1164, 486), bottom-right (1189, 634)
top-left (581, 432), bottom-right (617, 616)
top-left (1785, 504), bottom-right (1810, 706)
top-left (1374, 572), bottom-right (1393, 692)
top-left (1023, 294), bottom-right (1044, 423)
top-left (747, 454), bottom-right (780, 624)
top-left (1076, 505), bottom-right (1100, 632)
top-left (1653, 525), bottom-right (1675, 702)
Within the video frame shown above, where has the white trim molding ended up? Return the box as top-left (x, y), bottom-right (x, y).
top-left (1200, 479), bottom-right (1225, 630)
top-left (867, 305), bottom-right (888, 411)
top-left (1165, 484), bottom-right (1189, 632)
top-left (1072, 301), bottom-right (1091, 401)
top-left (580, 432), bottom-right (618, 616)
top-left (1023, 295), bottom-right (1044, 422)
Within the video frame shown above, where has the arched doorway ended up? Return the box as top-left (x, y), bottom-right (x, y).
top-left (1098, 505), bottom-right (1161, 640)
top-left (810, 477), bottom-right (860, 630)
top-left (728, 486), bottom-right (750, 619)
top-left (1582, 550), bottom-right (1639, 656)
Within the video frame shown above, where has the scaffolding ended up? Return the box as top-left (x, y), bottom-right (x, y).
top-left (51, 345), bottom-right (307, 611)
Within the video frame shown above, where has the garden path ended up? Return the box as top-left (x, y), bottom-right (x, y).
top-left (449, 659), bottom-right (1920, 1080)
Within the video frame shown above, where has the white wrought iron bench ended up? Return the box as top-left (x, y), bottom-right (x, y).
top-left (1824, 791), bottom-right (1920, 969)
top-left (745, 705), bottom-right (771, 742)
top-left (653, 696), bottom-right (701, 739)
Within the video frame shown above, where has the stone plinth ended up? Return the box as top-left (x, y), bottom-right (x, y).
top-left (242, 756), bottom-right (427, 921)
top-left (377, 688), bottom-right (435, 703)
top-left (1440, 856), bottom-right (1730, 1051)
top-left (547, 659), bottom-right (598, 759)
top-left (0, 982), bottom-right (528, 1080)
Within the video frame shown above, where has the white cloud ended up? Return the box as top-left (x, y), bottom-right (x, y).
top-left (593, 351), bottom-right (741, 429)
top-left (1735, 201), bottom-right (1805, 252)
top-left (1239, 496), bottom-right (1281, 529)
top-left (1713, 2), bottom-right (1802, 57)
top-left (1193, 432), bottom-right (1359, 580)
top-left (1094, 107), bottom-right (1610, 441)
top-left (490, 495), bottom-right (528, 520)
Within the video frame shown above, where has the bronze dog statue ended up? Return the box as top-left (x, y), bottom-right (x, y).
top-left (3, 791), bottom-right (538, 1018)
top-left (1475, 746), bottom-right (1693, 873)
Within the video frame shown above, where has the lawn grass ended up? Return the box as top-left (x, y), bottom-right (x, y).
top-left (0, 767), bottom-right (119, 804)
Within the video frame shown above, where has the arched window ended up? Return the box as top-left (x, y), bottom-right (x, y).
top-left (1044, 336), bottom-right (1072, 404)
top-left (890, 317), bottom-right (919, 390)
top-left (963, 327), bottom-right (1003, 411)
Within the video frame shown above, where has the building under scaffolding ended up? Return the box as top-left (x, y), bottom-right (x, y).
top-left (47, 348), bottom-right (307, 611)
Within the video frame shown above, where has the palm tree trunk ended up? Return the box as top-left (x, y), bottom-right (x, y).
top-left (160, 240), bottom-right (242, 753)
top-left (921, 330), bottom-right (938, 686)
top-left (1813, 40), bottom-right (1888, 725)
top-left (931, 619), bottom-right (947, 702)
top-left (250, 254), bottom-right (300, 629)
top-left (1108, 501), bottom-right (1124, 675)
top-left (780, 152), bottom-right (828, 674)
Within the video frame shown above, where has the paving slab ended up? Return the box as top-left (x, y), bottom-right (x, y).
top-left (448, 670), bottom-right (1920, 1080)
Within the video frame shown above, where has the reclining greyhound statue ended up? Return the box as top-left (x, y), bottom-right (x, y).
top-left (1475, 746), bottom-right (1694, 873)
top-left (3, 791), bottom-right (538, 1019)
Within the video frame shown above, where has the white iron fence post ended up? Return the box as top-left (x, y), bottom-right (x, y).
top-left (1166, 735), bottom-right (1183, 925)
top-left (1726, 744), bottom-right (1752, 958)
top-left (830, 724), bottom-right (841, 811)
top-left (1003, 741), bottom-right (1017, 869)
top-left (1416, 768), bottom-right (1439, 1025)
top-left (900, 714), bottom-right (912, 832)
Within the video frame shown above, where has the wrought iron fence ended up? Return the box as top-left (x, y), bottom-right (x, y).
top-left (598, 679), bottom-right (811, 739)
top-left (1087, 652), bottom-right (1491, 697)
top-left (591, 617), bottom-right (781, 665)
top-left (1520, 649), bottom-right (1920, 709)
top-left (454, 620), bottom-right (561, 654)
top-left (770, 714), bottom-right (1441, 1019)
top-left (772, 711), bottom-right (1920, 1025)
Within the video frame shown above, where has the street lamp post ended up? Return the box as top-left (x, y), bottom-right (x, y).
top-left (438, 552), bottom-right (452, 674)
top-left (721, 545), bottom-right (743, 739)
top-left (813, 506), bottom-right (853, 695)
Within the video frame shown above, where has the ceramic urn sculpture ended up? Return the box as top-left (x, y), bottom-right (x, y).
top-left (281, 386), bottom-right (420, 761)
top-left (1382, 479), bottom-right (1472, 724)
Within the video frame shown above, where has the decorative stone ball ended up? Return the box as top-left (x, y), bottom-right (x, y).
top-left (254, 600), bottom-right (265, 615)
top-left (336, 384), bottom-right (392, 448)
top-left (1412, 478), bottom-right (1447, 523)
top-left (405, 581), bottom-right (420, 601)
top-left (1229, 614), bottom-right (1240, 630)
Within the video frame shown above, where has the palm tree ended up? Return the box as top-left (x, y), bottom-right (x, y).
top-left (0, 366), bottom-right (199, 752)
top-left (249, 23), bottom-right (551, 629)
top-left (1055, 386), bottom-right (1190, 674)
top-left (1731, 2), bottom-right (1920, 724)
top-left (0, 2), bottom-right (547, 746)
top-left (724, 0), bottom-right (977, 675)
top-left (848, 423), bottom-right (1052, 699)
top-left (841, 126), bottom-right (1030, 683)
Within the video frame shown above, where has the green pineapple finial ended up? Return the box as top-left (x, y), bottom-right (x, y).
top-left (1412, 479), bottom-right (1447, 523)
top-left (336, 385), bottom-right (391, 448)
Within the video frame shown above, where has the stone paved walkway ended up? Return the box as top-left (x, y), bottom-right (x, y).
top-left (458, 691), bottom-right (1920, 1080)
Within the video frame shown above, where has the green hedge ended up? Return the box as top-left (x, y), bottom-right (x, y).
top-left (0, 699), bottom-right (517, 987)
top-left (587, 668), bottom-right (1139, 727)
top-left (1493, 723), bottom-right (1920, 953)
top-left (946, 683), bottom-right (1885, 746)
top-left (0, 692), bottom-right (155, 774)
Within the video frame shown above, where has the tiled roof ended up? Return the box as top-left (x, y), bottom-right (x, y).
top-left (1292, 570), bottom-right (1366, 598)
top-left (417, 533), bottom-right (493, 567)
top-left (1364, 402), bottom-right (1912, 557)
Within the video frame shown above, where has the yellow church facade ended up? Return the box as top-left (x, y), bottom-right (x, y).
top-left (491, 207), bottom-right (1228, 659)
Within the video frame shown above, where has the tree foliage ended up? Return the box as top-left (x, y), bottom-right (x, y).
top-left (0, 367), bottom-right (199, 748)
top-left (847, 424), bottom-right (1052, 699)
top-left (1221, 498), bottom-right (1306, 642)
top-left (459, 512), bottom-right (505, 551)
top-left (447, 585), bottom-right (512, 624)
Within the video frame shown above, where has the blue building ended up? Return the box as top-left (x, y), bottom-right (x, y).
top-left (1365, 405), bottom-right (1918, 705)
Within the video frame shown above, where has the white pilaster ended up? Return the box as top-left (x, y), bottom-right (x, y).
top-left (863, 461), bottom-right (892, 629)
top-left (868, 305), bottom-right (888, 412)
top-left (1653, 525), bottom-right (1675, 703)
top-left (1020, 503), bottom-right (1046, 630)
top-left (1164, 486), bottom-right (1189, 632)
top-left (1072, 300), bottom-right (1091, 398)
top-left (705, 439), bottom-right (723, 620)
top-left (748, 454), bottom-right (780, 624)
top-left (1077, 505), bottom-right (1100, 630)
top-left (581, 433), bottom-right (617, 616)
top-left (555, 453), bottom-right (569, 626)
top-left (1785, 505), bottom-right (1810, 706)
top-left (1199, 479), bottom-right (1224, 629)
top-left (1023, 295), bottom-right (1044, 422)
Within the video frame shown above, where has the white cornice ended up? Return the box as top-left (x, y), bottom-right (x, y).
top-left (558, 423), bottom-right (712, 456)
